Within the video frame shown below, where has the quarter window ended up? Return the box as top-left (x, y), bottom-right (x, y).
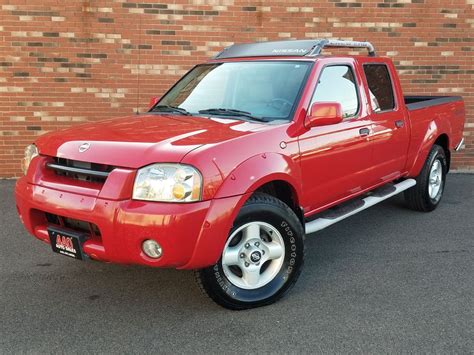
top-left (311, 65), bottom-right (359, 118)
top-left (363, 64), bottom-right (395, 112)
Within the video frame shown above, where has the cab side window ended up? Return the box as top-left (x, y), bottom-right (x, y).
top-left (363, 64), bottom-right (395, 112)
top-left (311, 65), bottom-right (359, 118)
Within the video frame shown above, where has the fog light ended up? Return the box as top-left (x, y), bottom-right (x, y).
top-left (142, 240), bottom-right (162, 259)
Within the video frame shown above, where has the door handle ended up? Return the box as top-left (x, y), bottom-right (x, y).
top-left (395, 120), bottom-right (405, 128)
top-left (359, 127), bottom-right (370, 137)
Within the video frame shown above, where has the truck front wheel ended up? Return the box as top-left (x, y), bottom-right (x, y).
top-left (405, 144), bottom-right (447, 212)
top-left (195, 193), bottom-right (305, 310)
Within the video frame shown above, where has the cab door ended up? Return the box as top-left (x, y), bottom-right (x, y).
top-left (298, 59), bottom-right (374, 214)
top-left (362, 62), bottom-right (410, 182)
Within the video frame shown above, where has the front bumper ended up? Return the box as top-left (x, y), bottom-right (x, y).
top-left (15, 177), bottom-right (242, 269)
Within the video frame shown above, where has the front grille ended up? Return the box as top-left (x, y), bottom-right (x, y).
top-left (45, 212), bottom-right (101, 237)
top-left (46, 157), bottom-right (115, 184)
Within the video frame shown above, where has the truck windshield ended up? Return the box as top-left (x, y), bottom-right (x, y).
top-left (155, 61), bottom-right (312, 122)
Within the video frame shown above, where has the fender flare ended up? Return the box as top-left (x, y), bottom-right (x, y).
top-left (180, 153), bottom-right (302, 269)
top-left (407, 119), bottom-right (451, 177)
top-left (214, 152), bottom-right (303, 200)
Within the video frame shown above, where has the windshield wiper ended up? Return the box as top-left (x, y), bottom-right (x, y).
top-left (150, 105), bottom-right (192, 116)
top-left (198, 108), bottom-right (268, 122)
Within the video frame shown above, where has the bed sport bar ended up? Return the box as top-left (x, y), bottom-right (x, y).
top-left (214, 39), bottom-right (377, 59)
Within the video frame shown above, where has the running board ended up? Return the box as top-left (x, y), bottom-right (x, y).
top-left (305, 179), bottom-right (416, 235)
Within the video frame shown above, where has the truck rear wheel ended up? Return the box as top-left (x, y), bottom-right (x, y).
top-left (404, 144), bottom-right (447, 212)
top-left (195, 193), bottom-right (305, 310)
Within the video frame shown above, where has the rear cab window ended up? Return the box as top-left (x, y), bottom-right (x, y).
top-left (363, 64), bottom-right (396, 112)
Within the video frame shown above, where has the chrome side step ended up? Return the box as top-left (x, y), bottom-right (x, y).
top-left (305, 179), bottom-right (417, 235)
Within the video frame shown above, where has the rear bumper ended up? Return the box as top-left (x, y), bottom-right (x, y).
top-left (15, 177), bottom-right (243, 269)
top-left (455, 138), bottom-right (465, 152)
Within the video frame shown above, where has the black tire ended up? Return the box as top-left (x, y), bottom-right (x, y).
top-left (195, 192), bottom-right (305, 310)
top-left (404, 144), bottom-right (447, 212)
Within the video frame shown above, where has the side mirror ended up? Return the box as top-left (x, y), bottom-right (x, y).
top-left (305, 102), bottom-right (343, 128)
top-left (148, 96), bottom-right (161, 110)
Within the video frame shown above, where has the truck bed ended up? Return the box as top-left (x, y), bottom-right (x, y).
top-left (404, 95), bottom-right (463, 111)
top-left (404, 94), bottom-right (465, 177)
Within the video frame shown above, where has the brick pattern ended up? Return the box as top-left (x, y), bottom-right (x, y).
top-left (0, 0), bottom-right (473, 177)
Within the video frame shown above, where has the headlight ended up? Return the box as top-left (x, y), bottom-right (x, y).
top-left (21, 144), bottom-right (39, 175)
top-left (132, 164), bottom-right (202, 202)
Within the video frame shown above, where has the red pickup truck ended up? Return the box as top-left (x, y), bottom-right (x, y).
top-left (15, 39), bottom-right (465, 309)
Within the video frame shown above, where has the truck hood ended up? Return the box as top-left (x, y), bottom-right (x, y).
top-left (35, 114), bottom-right (271, 168)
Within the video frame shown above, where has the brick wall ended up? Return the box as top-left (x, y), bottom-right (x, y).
top-left (0, 0), bottom-right (473, 177)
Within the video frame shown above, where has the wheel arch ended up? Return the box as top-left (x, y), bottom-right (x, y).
top-left (181, 153), bottom-right (304, 269)
top-left (254, 180), bottom-right (304, 225)
top-left (214, 152), bottom-right (304, 225)
top-left (408, 127), bottom-right (452, 177)
top-left (434, 133), bottom-right (451, 171)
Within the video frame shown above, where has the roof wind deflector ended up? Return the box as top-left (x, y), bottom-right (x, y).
top-left (213, 39), bottom-right (376, 59)
top-left (214, 40), bottom-right (319, 59)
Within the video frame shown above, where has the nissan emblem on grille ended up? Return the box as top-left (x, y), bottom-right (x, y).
top-left (79, 142), bottom-right (90, 153)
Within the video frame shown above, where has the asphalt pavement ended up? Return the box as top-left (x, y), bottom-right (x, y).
top-left (0, 174), bottom-right (473, 354)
